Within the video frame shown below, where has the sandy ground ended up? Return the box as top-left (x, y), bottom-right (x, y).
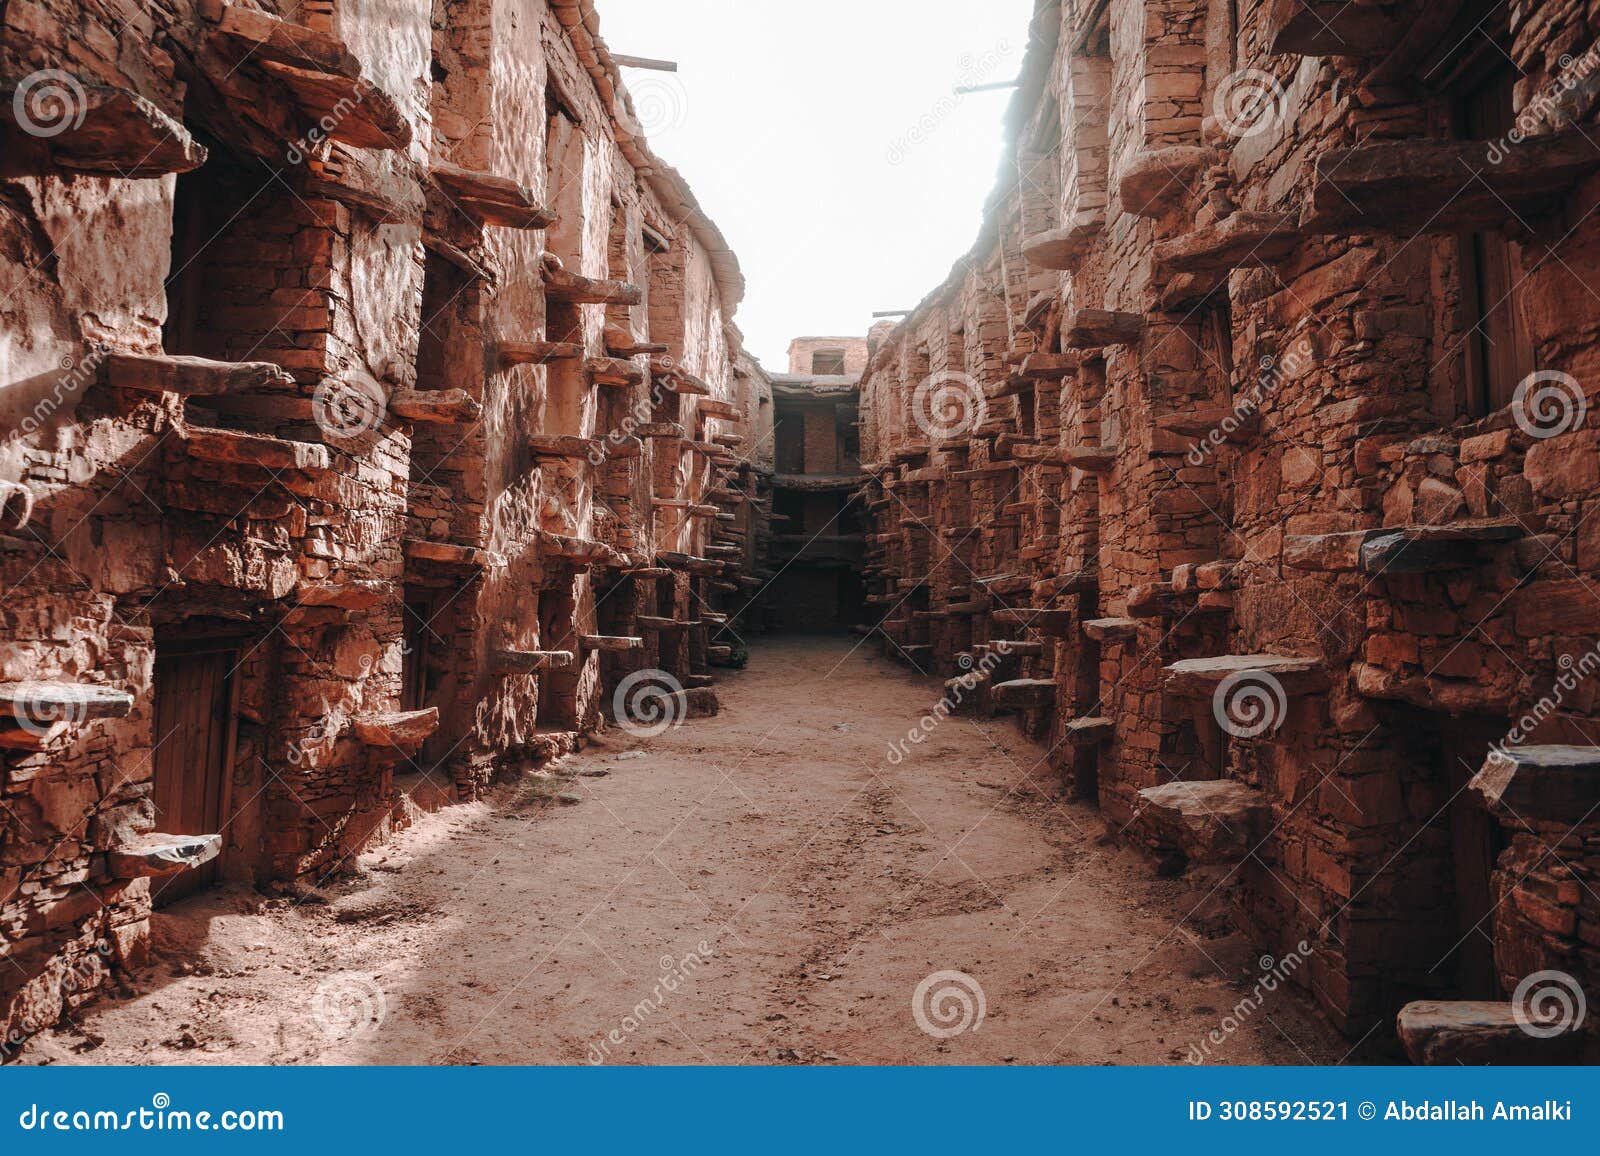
top-left (21, 635), bottom-right (1344, 1066)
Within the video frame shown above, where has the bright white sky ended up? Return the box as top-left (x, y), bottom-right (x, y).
top-left (596, 0), bottom-right (1036, 371)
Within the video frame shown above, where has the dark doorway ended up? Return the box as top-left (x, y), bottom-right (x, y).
top-left (150, 640), bottom-right (240, 906)
top-left (1439, 716), bottom-right (1508, 999)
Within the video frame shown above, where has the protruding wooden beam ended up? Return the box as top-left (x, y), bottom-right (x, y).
top-left (492, 649), bottom-right (577, 675)
top-left (581, 635), bottom-right (645, 652)
top-left (498, 340), bottom-right (583, 369)
top-left (1154, 212), bottom-right (1300, 276)
top-left (1264, 0), bottom-right (1408, 57)
top-left (541, 254), bottom-right (643, 304)
top-left (604, 327), bottom-right (669, 357)
top-left (351, 708), bottom-right (439, 750)
top-left (104, 352), bottom-right (294, 396)
top-left (586, 356), bottom-right (646, 388)
top-left (1021, 216), bottom-right (1099, 271)
top-left (107, 833), bottom-right (221, 879)
top-left (1117, 145), bottom-right (1214, 218)
top-left (0, 84), bottom-right (206, 179)
top-left (432, 162), bottom-right (555, 229)
top-left (390, 388), bottom-right (481, 425)
top-left (1063, 309), bottom-right (1145, 349)
top-left (528, 434), bottom-right (601, 460)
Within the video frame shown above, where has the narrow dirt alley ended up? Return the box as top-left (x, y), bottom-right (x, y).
top-left (23, 636), bottom-right (1341, 1066)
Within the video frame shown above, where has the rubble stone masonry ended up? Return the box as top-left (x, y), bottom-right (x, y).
top-left (859, 0), bottom-right (1600, 1059)
top-left (0, 0), bottom-right (765, 1047)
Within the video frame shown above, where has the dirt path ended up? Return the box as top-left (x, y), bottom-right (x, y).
top-left (23, 636), bottom-right (1342, 1066)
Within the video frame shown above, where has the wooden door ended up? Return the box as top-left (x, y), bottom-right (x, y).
top-left (151, 646), bottom-right (236, 906)
top-left (1440, 717), bottom-right (1507, 999)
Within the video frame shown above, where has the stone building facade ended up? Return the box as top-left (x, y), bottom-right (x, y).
top-left (859, 0), bottom-right (1600, 1060)
top-left (0, 0), bottom-right (763, 1049)
top-left (764, 335), bottom-right (868, 631)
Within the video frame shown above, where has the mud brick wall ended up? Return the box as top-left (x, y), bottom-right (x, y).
top-left (859, 0), bottom-right (1600, 1045)
top-left (1, 0), bottom-right (762, 1049)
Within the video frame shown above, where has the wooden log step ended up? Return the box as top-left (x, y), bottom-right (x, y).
top-left (104, 352), bottom-right (293, 396)
top-left (0, 682), bottom-right (135, 729)
top-left (1063, 445), bottom-right (1116, 472)
top-left (1082, 617), bottom-right (1139, 642)
top-left (979, 640), bottom-right (1044, 658)
top-left (1021, 216), bottom-right (1099, 271)
top-left (1019, 351), bottom-right (1080, 380)
top-left (528, 434), bottom-right (602, 460)
top-left (992, 678), bottom-right (1057, 710)
top-left (106, 833), bottom-right (221, 879)
top-left (431, 163), bottom-right (554, 229)
top-left (1396, 1000), bottom-right (1587, 1066)
top-left (185, 427), bottom-right (332, 474)
top-left (351, 708), bottom-right (439, 750)
top-left (210, 6), bottom-right (410, 151)
top-left (604, 327), bottom-right (669, 357)
top-left (0, 83), bottom-right (206, 178)
top-left (707, 645), bottom-right (733, 663)
top-left (498, 340), bottom-right (583, 369)
top-left (636, 616), bottom-right (689, 632)
top-left (294, 578), bottom-right (388, 613)
top-left (538, 531), bottom-right (625, 568)
top-left (586, 356), bottom-right (646, 388)
top-left (1266, 0), bottom-right (1412, 58)
top-left (657, 550), bottom-right (722, 577)
top-left (1155, 212), bottom-right (1301, 276)
top-left (697, 399), bottom-right (741, 420)
top-left (1126, 581), bottom-right (1174, 617)
top-left (493, 649), bottom-right (577, 675)
top-left (1307, 132), bottom-right (1600, 235)
top-left (581, 635), bottom-right (645, 652)
top-left (1117, 145), bottom-right (1214, 218)
top-left (1133, 780), bottom-right (1267, 867)
top-left (1063, 717), bottom-right (1115, 746)
top-left (390, 388), bottom-right (481, 425)
top-left (637, 423), bottom-right (686, 439)
top-left (625, 566), bottom-right (673, 580)
top-left (1162, 654), bottom-right (1329, 696)
top-left (1284, 520), bottom-right (1525, 574)
top-left (1471, 744), bottom-right (1600, 826)
top-left (540, 256), bottom-right (643, 305)
top-left (989, 608), bottom-right (1075, 636)
top-left (405, 539), bottom-right (503, 570)
top-left (685, 674), bottom-right (717, 689)
top-left (1063, 309), bottom-right (1144, 349)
